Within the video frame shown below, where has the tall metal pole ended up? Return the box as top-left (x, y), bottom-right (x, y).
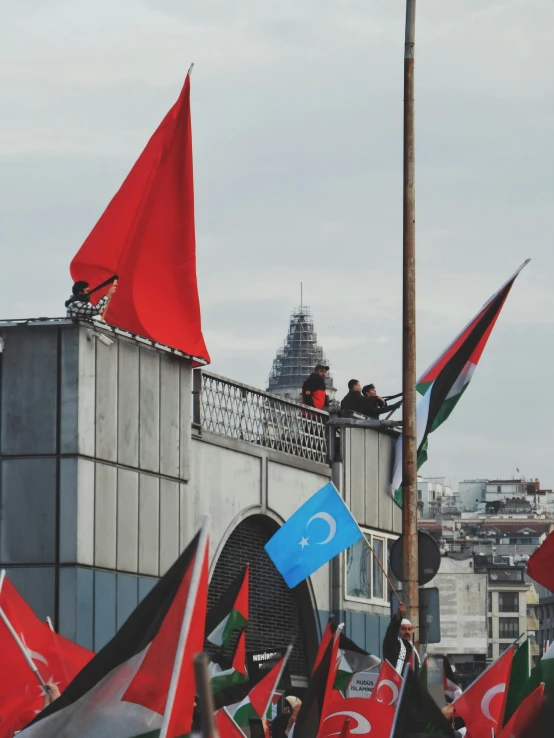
top-left (402, 0), bottom-right (419, 644)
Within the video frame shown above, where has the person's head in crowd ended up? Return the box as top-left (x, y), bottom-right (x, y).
top-left (362, 384), bottom-right (376, 397)
top-left (314, 364), bottom-right (328, 378)
top-left (348, 379), bottom-right (361, 392)
top-left (399, 618), bottom-right (414, 642)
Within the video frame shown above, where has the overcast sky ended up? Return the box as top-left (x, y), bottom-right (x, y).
top-left (1, 0), bottom-right (553, 488)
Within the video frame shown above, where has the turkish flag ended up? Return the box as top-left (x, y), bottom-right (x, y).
top-left (0, 576), bottom-right (93, 737)
top-left (371, 660), bottom-right (403, 706)
top-left (452, 645), bottom-right (514, 737)
top-left (497, 683), bottom-right (544, 738)
top-left (70, 73), bottom-right (209, 364)
top-left (320, 694), bottom-right (395, 738)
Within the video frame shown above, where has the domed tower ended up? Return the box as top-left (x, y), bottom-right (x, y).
top-left (266, 305), bottom-right (336, 404)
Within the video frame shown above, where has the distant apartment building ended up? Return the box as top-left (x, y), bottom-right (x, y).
top-left (417, 477), bottom-right (453, 519)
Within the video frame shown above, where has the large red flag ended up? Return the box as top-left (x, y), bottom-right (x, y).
top-left (527, 530), bottom-right (554, 592)
top-left (319, 694), bottom-right (396, 738)
top-left (70, 73), bottom-right (209, 364)
top-left (497, 683), bottom-right (544, 738)
top-left (215, 707), bottom-right (246, 738)
top-left (452, 646), bottom-right (514, 737)
top-left (0, 576), bottom-right (93, 737)
top-left (371, 660), bottom-right (403, 706)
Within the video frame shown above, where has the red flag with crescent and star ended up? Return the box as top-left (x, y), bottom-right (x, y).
top-left (0, 575), bottom-right (93, 737)
top-left (319, 694), bottom-right (396, 738)
top-left (451, 645), bottom-right (514, 738)
top-left (370, 660), bottom-right (403, 706)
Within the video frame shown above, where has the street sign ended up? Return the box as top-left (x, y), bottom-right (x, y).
top-left (389, 531), bottom-right (441, 585)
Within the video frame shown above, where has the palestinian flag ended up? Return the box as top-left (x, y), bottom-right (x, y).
top-left (504, 638), bottom-right (530, 724)
top-left (215, 707), bottom-right (247, 738)
top-left (295, 633), bottom-right (335, 738)
top-left (210, 630), bottom-right (248, 694)
top-left (519, 639), bottom-right (554, 701)
top-left (391, 260), bottom-right (529, 505)
top-left (443, 655), bottom-right (462, 702)
top-left (226, 646), bottom-right (291, 728)
top-left (333, 633), bottom-right (381, 691)
top-left (206, 564), bottom-right (249, 649)
top-left (392, 669), bottom-right (454, 738)
top-left (19, 525), bottom-right (209, 738)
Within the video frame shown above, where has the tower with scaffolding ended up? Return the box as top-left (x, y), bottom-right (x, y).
top-left (266, 304), bottom-right (336, 404)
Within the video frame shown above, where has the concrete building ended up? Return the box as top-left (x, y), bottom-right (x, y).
top-left (483, 562), bottom-right (531, 661)
top-left (425, 554), bottom-right (487, 686)
top-left (417, 477), bottom-right (453, 519)
top-left (0, 317), bottom-right (400, 686)
top-left (458, 479), bottom-right (486, 512)
top-left (266, 305), bottom-right (336, 404)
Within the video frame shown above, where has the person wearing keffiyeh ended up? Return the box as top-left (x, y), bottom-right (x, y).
top-left (65, 280), bottom-right (117, 320)
top-left (382, 601), bottom-right (420, 675)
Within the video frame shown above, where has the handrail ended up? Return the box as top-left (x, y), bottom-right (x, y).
top-left (198, 370), bottom-right (329, 464)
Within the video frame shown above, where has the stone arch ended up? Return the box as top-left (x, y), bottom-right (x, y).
top-left (207, 513), bottom-right (318, 680)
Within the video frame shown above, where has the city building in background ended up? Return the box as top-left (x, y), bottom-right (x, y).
top-left (266, 305), bottom-right (336, 404)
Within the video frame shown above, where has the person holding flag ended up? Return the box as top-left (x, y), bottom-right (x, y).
top-left (382, 601), bottom-right (420, 675)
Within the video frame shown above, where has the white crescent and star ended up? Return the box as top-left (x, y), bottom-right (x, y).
top-left (323, 710), bottom-right (371, 735)
top-left (306, 512), bottom-right (337, 544)
top-left (376, 679), bottom-right (399, 705)
top-left (481, 683), bottom-right (506, 723)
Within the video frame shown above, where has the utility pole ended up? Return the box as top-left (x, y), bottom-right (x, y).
top-left (402, 0), bottom-right (419, 643)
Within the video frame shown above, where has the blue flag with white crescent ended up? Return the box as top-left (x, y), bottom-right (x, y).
top-left (264, 481), bottom-right (363, 588)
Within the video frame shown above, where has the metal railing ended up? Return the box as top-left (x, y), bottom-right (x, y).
top-left (198, 371), bottom-right (329, 464)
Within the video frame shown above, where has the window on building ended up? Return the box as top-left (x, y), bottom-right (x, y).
top-left (499, 592), bottom-right (519, 613)
top-left (418, 489), bottom-right (422, 500)
top-left (487, 643), bottom-right (493, 659)
top-left (345, 531), bottom-right (398, 604)
top-left (499, 617), bottom-right (520, 640)
top-left (387, 538), bottom-right (401, 603)
top-left (498, 642), bottom-right (511, 654)
top-left (488, 617), bottom-right (492, 639)
top-left (497, 485), bottom-right (501, 494)
top-left (372, 537), bottom-right (384, 600)
top-left (488, 592), bottom-right (492, 613)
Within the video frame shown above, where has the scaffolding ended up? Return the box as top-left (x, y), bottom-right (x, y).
top-left (266, 306), bottom-right (335, 401)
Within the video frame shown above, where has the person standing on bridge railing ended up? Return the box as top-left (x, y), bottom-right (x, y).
top-left (302, 364), bottom-right (330, 409)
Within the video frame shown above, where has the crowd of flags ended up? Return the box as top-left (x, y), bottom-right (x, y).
top-left (1, 516), bottom-right (554, 737)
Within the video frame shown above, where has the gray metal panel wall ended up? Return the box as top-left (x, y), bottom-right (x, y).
top-left (118, 342), bottom-right (139, 467)
top-left (1, 326), bottom-right (58, 455)
top-left (0, 458), bottom-right (57, 563)
top-left (160, 355), bottom-right (180, 477)
top-left (139, 347), bottom-right (160, 473)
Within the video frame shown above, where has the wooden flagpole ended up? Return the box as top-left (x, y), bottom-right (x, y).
top-left (363, 540), bottom-right (402, 605)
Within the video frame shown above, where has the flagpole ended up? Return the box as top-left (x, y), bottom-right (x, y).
top-left (401, 0), bottom-right (419, 647)
top-left (363, 539), bottom-right (401, 605)
top-left (194, 652), bottom-right (218, 738)
top-left (159, 516), bottom-right (210, 738)
top-left (0, 603), bottom-right (50, 696)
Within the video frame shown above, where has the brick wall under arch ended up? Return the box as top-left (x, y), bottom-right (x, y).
top-left (207, 514), bottom-right (318, 678)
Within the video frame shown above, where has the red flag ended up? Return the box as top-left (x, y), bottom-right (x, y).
top-left (319, 694), bottom-right (395, 738)
top-left (371, 660), bottom-right (403, 706)
top-left (452, 646), bottom-right (514, 737)
top-left (70, 74), bottom-right (209, 364)
top-left (215, 707), bottom-right (246, 738)
top-left (527, 530), bottom-right (554, 592)
top-left (312, 620), bottom-right (336, 675)
top-left (0, 577), bottom-right (93, 736)
top-left (497, 683), bottom-right (544, 738)
top-left (123, 526), bottom-right (210, 738)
